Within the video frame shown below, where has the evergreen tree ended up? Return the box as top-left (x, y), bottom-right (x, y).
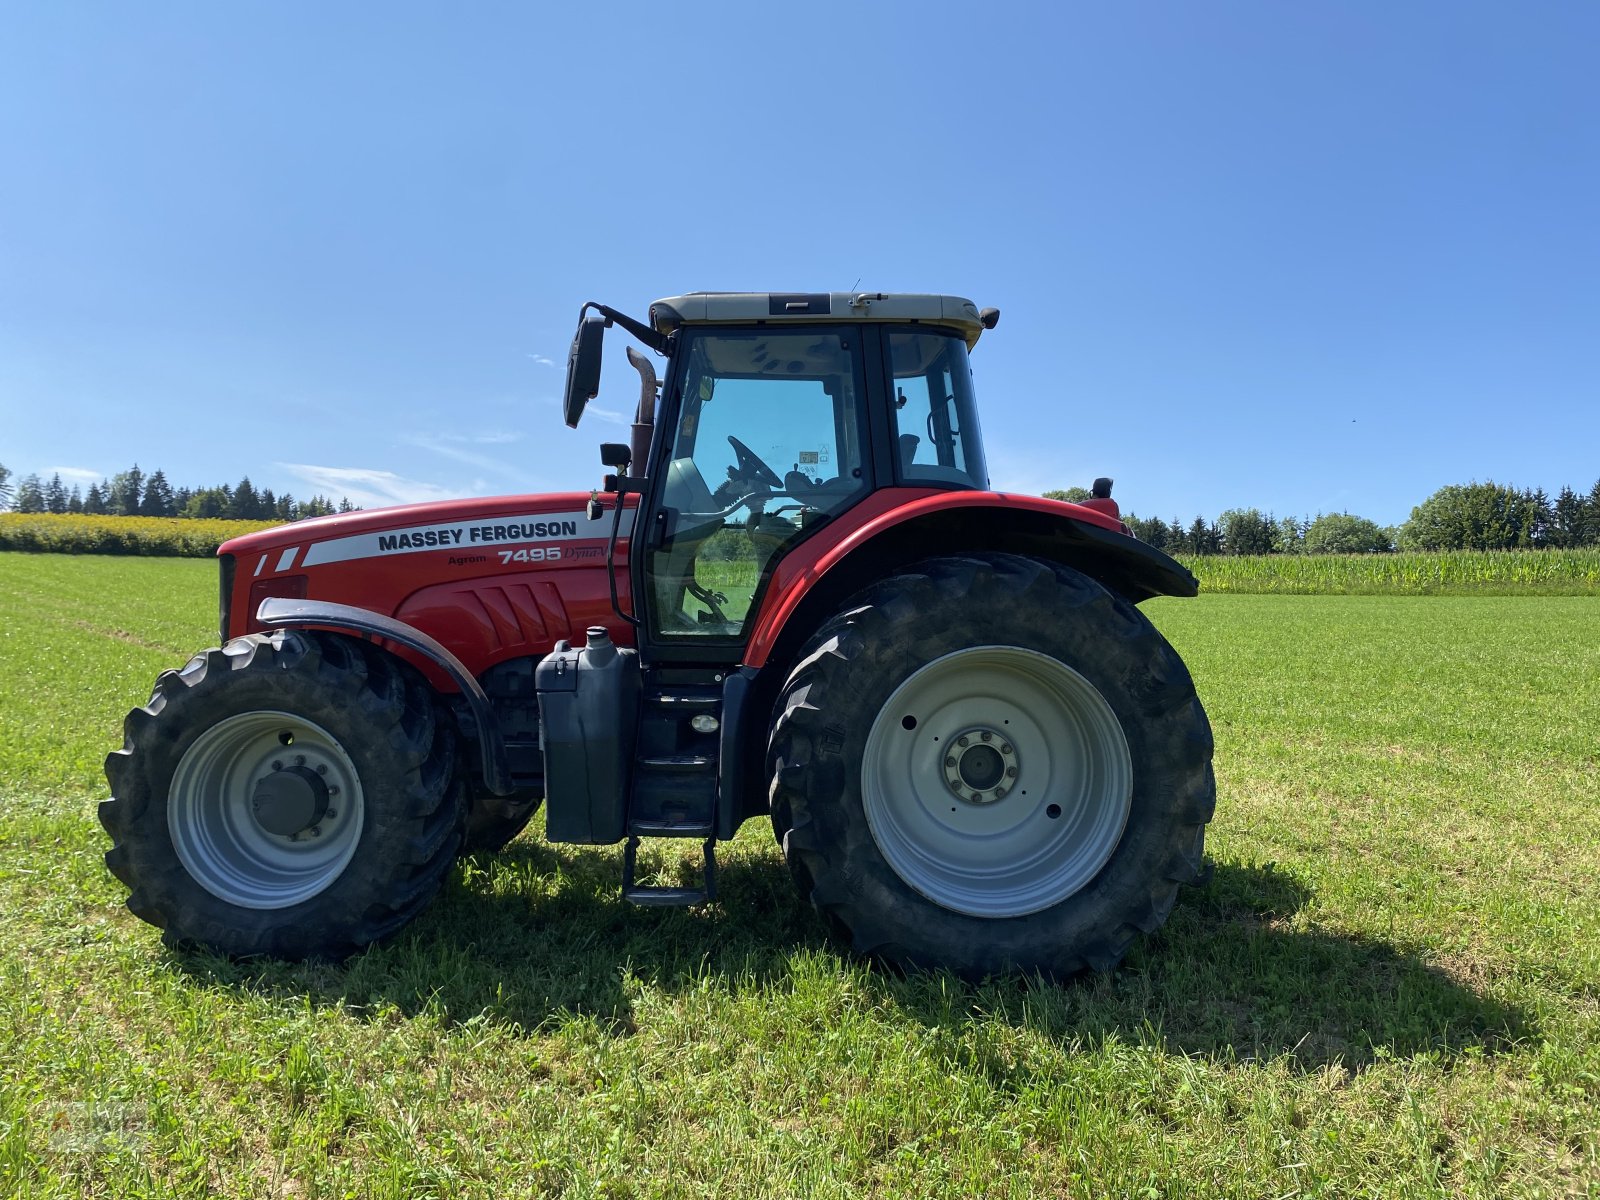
top-left (1218, 508), bottom-right (1279, 555)
top-left (83, 482), bottom-right (108, 514)
top-left (1527, 488), bottom-right (1554, 548)
top-left (43, 473), bottom-right (69, 514)
top-left (1187, 516), bottom-right (1222, 555)
top-left (338, 497), bottom-right (356, 513)
top-left (1277, 515), bottom-right (1305, 553)
top-left (108, 464), bottom-right (145, 515)
top-left (141, 470), bottom-right (175, 518)
top-left (231, 477), bottom-right (261, 520)
top-left (1043, 487), bottom-right (1093, 503)
top-left (1550, 487), bottom-right (1582, 548)
top-left (276, 493), bottom-right (296, 521)
top-left (0, 462), bottom-right (12, 509)
top-left (1168, 518), bottom-right (1188, 553)
top-left (14, 474), bottom-right (46, 513)
top-left (172, 486), bottom-right (194, 514)
top-left (259, 488), bottom-right (276, 518)
top-left (67, 484), bottom-right (84, 513)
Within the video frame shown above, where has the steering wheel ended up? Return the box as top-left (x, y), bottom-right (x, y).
top-left (727, 434), bottom-right (784, 490)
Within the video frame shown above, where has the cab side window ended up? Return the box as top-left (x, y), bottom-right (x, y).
top-left (889, 333), bottom-right (987, 488)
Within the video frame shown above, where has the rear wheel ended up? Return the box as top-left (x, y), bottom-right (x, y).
top-left (102, 631), bottom-right (465, 959)
top-left (768, 553), bottom-right (1214, 978)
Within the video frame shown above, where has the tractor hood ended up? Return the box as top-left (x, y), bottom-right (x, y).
top-left (217, 491), bottom-right (631, 646)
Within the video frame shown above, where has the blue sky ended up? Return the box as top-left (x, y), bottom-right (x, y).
top-left (2, 3), bottom-right (1596, 527)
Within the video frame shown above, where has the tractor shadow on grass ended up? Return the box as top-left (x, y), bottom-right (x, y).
top-left (174, 843), bottom-right (1533, 1073)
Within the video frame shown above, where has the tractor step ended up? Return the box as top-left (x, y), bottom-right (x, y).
top-left (649, 693), bottom-right (720, 709)
top-left (638, 754), bottom-right (714, 772)
top-left (621, 835), bottom-right (716, 907)
top-left (629, 819), bottom-right (714, 838)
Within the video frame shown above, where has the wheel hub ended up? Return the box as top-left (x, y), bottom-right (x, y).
top-left (251, 765), bottom-right (330, 837)
top-left (943, 728), bottom-right (1016, 804)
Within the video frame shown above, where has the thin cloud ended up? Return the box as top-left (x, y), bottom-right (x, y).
top-left (587, 406), bottom-right (630, 427)
top-left (46, 466), bottom-right (104, 483)
top-left (401, 431), bottom-right (536, 478)
top-left (276, 463), bottom-right (472, 510)
top-left (526, 354), bottom-right (556, 367)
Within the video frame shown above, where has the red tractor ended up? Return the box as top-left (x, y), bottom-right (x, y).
top-left (102, 292), bottom-right (1214, 977)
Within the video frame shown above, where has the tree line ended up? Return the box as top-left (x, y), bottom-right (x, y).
top-left (1044, 479), bottom-right (1600, 554)
top-left (0, 462), bottom-right (355, 522)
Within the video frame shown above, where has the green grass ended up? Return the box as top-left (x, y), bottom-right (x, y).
top-left (1181, 548), bottom-right (1600, 595)
top-left (1, 553), bottom-right (1597, 1198)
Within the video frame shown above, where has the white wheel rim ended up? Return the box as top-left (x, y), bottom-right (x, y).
top-left (168, 711), bottom-right (365, 909)
top-left (861, 646), bottom-right (1133, 918)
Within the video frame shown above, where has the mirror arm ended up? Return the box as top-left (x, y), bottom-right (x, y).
top-left (580, 301), bottom-right (669, 355)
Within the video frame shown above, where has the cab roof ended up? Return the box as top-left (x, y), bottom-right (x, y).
top-left (649, 292), bottom-right (991, 349)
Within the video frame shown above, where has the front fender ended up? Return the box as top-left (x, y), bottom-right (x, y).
top-left (256, 597), bottom-right (514, 796)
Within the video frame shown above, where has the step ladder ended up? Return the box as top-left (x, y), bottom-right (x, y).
top-left (620, 679), bottom-right (723, 906)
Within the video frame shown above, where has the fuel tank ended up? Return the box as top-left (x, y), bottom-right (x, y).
top-left (219, 493), bottom-right (637, 685)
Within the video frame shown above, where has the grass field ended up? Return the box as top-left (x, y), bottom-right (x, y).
top-left (1, 553), bottom-right (1596, 1198)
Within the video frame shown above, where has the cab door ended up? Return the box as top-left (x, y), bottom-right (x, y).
top-left (639, 326), bottom-right (873, 657)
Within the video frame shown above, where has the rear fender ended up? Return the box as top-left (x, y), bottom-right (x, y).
top-left (719, 491), bottom-right (1199, 834)
top-left (744, 491), bottom-right (1197, 671)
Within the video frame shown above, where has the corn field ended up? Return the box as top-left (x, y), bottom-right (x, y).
top-left (1180, 549), bottom-right (1600, 595)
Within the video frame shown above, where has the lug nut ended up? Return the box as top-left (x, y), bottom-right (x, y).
top-left (316, 764), bottom-right (327, 775)
top-left (945, 756), bottom-right (957, 768)
top-left (994, 787), bottom-right (1007, 799)
top-left (1001, 744), bottom-right (1012, 755)
top-left (957, 735), bottom-right (970, 747)
top-left (971, 792), bottom-right (983, 802)
top-left (294, 755), bottom-right (305, 767)
top-left (309, 826), bottom-right (322, 837)
top-left (325, 809), bottom-right (337, 819)
top-left (328, 786), bottom-right (340, 796)
top-left (980, 731), bottom-right (992, 742)
top-left (1006, 766), bottom-right (1018, 778)
top-left (271, 760), bottom-right (283, 771)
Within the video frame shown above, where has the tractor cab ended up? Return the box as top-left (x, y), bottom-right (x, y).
top-left (567, 293), bottom-right (998, 651)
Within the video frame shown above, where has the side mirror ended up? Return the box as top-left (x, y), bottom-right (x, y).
top-left (599, 443), bottom-right (632, 470)
top-left (563, 315), bottom-right (606, 428)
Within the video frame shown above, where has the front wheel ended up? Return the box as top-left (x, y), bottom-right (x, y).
top-left (101, 631), bottom-right (465, 958)
top-left (768, 553), bottom-right (1215, 978)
